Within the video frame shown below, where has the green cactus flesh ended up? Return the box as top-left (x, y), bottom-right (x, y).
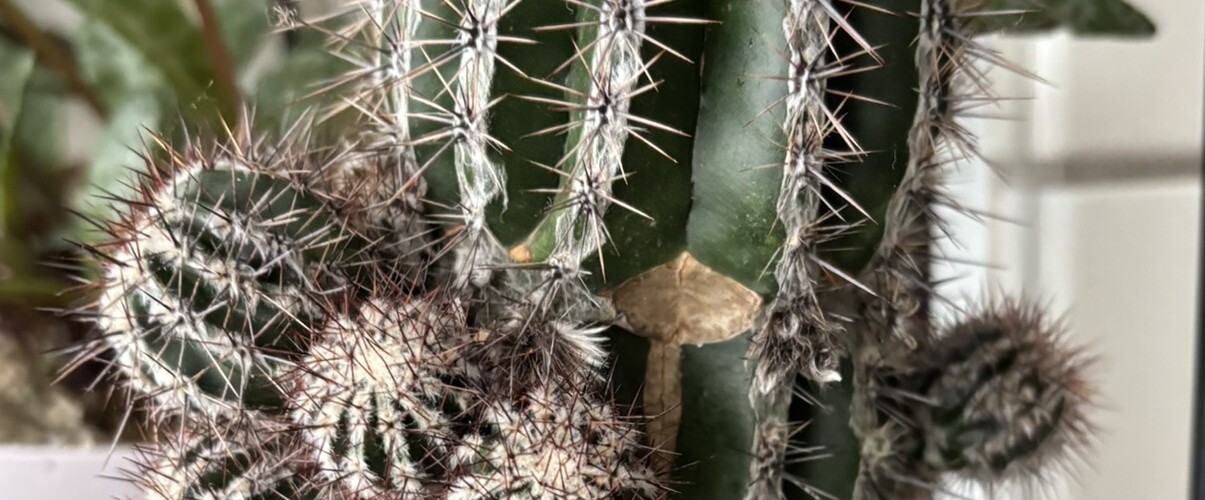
top-left (97, 160), bottom-right (360, 415)
top-left (381, 0), bottom-right (1148, 498)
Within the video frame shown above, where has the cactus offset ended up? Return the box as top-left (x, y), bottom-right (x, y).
top-left (291, 295), bottom-right (478, 497)
top-left (90, 151), bottom-right (367, 418)
top-left (912, 300), bottom-right (1093, 485)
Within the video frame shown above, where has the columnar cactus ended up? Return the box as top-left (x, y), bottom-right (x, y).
top-left (68, 0), bottom-right (1155, 498)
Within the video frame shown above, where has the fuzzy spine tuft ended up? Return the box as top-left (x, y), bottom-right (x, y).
top-left (912, 300), bottom-right (1093, 486)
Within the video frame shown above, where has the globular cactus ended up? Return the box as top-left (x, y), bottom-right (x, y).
top-left (130, 419), bottom-right (313, 500)
top-left (69, 0), bottom-right (1156, 498)
top-left (87, 149), bottom-right (367, 418)
top-left (290, 295), bottom-right (478, 497)
top-left (909, 301), bottom-right (1093, 486)
top-left (447, 382), bottom-right (661, 499)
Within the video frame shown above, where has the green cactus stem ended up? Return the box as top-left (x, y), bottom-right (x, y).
top-left (68, 0), bottom-right (1155, 497)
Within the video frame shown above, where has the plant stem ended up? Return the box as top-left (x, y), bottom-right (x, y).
top-left (0, 0), bottom-right (108, 118)
top-left (192, 0), bottom-right (243, 130)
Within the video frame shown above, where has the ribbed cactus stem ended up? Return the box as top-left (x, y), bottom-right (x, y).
top-left (133, 420), bottom-right (309, 499)
top-left (446, 0), bottom-right (509, 288)
top-left (851, 1), bottom-right (973, 497)
top-left (753, 0), bottom-right (849, 394)
top-left (319, 0), bottom-right (432, 269)
top-left (863, 0), bottom-right (954, 348)
top-left (545, 0), bottom-right (646, 273)
top-left (291, 296), bottom-right (475, 498)
top-left (748, 2), bottom-right (848, 496)
top-left (914, 300), bottom-right (1092, 486)
top-left (95, 158), bottom-right (350, 418)
top-left (499, 0), bottom-right (662, 374)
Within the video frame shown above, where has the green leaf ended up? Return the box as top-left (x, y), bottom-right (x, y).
top-left (65, 0), bottom-right (220, 117)
top-left (216, 0), bottom-right (273, 75)
top-left (0, 44), bottom-right (40, 299)
top-left (74, 97), bottom-right (161, 234)
top-left (0, 43), bottom-right (35, 233)
top-left (12, 67), bottom-right (65, 172)
top-left (968, 0), bottom-right (1156, 37)
top-left (72, 14), bottom-right (168, 108)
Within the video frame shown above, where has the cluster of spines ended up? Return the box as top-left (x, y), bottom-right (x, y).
top-left (753, 0), bottom-right (877, 393)
top-left (70, 1), bottom-right (1108, 498)
top-left (413, 0), bottom-right (511, 290)
top-left (87, 154), bottom-right (356, 421)
top-left (845, 0), bottom-right (979, 496)
top-left (911, 300), bottom-right (1093, 489)
top-left (498, 0), bottom-right (668, 379)
top-left (845, 1), bottom-right (1072, 498)
top-left (289, 296), bottom-right (477, 498)
top-left (131, 418), bottom-right (312, 500)
top-left (748, 1), bottom-right (883, 496)
top-left (297, 0), bottom-right (436, 277)
top-left (446, 382), bottom-right (661, 499)
top-left (115, 279), bottom-right (662, 499)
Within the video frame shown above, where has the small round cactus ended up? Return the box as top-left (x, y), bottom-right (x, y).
top-left (93, 154), bottom-right (364, 417)
top-left (290, 295), bottom-right (478, 497)
top-left (131, 419), bottom-right (313, 500)
top-left (910, 301), bottom-right (1093, 485)
top-left (447, 382), bottom-right (661, 500)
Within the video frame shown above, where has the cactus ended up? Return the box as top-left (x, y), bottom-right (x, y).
top-left (447, 382), bottom-right (661, 499)
top-left (54, 0), bottom-right (1155, 498)
top-left (910, 300), bottom-right (1093, 486)
top-left (290, 295), bottom-right (479, 497)
top-left (88, 148), bottom-right (369, 418)
top-left (130, 418), bottom-right (313, 500)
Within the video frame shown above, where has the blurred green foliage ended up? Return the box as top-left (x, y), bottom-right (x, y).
top-left (0, 0), bottom-right (349, 308)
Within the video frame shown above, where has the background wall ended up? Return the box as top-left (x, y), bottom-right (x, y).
top-left (936, 0), bottom-right (1204, 497)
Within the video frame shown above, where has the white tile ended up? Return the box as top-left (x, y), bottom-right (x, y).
top-left (1026, 0), bottom-right (1205, 164)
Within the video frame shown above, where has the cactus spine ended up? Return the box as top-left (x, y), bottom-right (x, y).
top-left (92, 154), bottom-right (361, 418)
top-left (291, 296), bottom-right (477, 497)
top-left (132, 419), bottom-right (311, 500)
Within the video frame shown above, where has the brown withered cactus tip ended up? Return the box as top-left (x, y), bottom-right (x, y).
top-left (912, 300), bottom-right (1095, 487)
